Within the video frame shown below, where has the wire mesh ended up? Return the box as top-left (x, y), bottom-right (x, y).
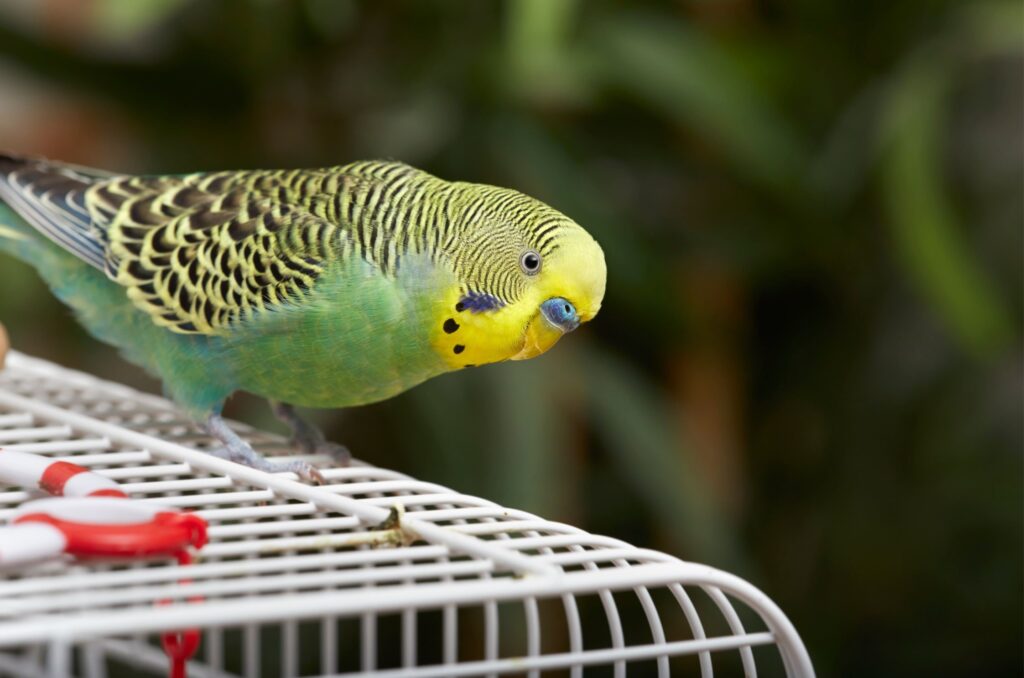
top-left (0, 351), bottom-right (814, 677)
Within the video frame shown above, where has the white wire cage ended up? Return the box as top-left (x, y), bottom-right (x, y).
top-left (0, 351), bottom-right (814, 678)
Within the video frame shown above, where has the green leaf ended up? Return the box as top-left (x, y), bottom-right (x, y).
top-left (93, 0), bottom-right (191, 40)
top-left (592, 13), bottom-right (807, 195)
top-left (957, 1), bottom-right (1024, 58)
top-left (880, 50), bottom-right (1015, 356)
top-left (503, 0), bottom-right (586, 105)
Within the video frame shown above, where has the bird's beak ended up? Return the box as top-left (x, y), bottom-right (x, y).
top-left (510, 298), bottom-right (580, 361)
top-left (511, 312), bottom-right (567, 360)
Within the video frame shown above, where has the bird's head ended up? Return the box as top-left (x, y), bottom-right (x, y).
top-left (432, 183), bottom-right (606, 368)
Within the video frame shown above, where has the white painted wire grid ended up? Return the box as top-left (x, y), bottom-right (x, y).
top-left (0, 352), bottom-right (814, 678)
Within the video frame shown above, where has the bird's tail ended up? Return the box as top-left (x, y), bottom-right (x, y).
top-left (0, 154), bottom-right (45, 264)
top-left (0, 154), bottom-right (29, 240)
top-left (0, 152), bottom-right (108, 271)
top-left (0, 197), bottom-right (40, 264)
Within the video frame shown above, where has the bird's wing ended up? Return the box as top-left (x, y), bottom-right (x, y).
top-left (97, 171), bottom-right (352, 335)
top-left (1, 156), bottom-right (350, 335)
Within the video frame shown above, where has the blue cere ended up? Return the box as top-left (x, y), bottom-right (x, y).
top-left (541, 297), bottom-right (580, 332)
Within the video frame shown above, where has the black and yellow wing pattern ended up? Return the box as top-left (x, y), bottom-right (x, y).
top-left (0, 156), bottom-right (355, 335)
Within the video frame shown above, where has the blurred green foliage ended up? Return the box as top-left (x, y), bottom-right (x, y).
top-left (0, 1), bottom-right (1019, 675)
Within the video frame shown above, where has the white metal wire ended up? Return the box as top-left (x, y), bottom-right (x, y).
top-left (0, 351), bottom-right (815, 677)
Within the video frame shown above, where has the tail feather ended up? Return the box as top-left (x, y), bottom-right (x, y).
top-left (0, 153), bottom-right (108, 271)
top-left (0, 199), bottom-right (41, 263)
top-left (0, 152), bottom-right (26, 172)
top-left (0, 222), bottom-right (28, 241)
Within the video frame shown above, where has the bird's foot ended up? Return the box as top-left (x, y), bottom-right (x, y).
top-left (294, 437), bottom-right (352, 467)
top-left (272, 401), bottom-right (352, 467)
top-left (206, 413), bottom-right (324, 483)
top-left (206, 442), bottom-right (324, 484)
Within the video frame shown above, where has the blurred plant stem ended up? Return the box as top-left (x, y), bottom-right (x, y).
top-left (0, 322), bottom-right (8, 368)
top-left (503, 0), bottom-right (589, 107)
top-left (672, 260), bottom-right (748, 519)
top-left (879, 5), bottom-right (1019, 357)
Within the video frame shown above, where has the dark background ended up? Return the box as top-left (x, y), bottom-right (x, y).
top-left (0, 1), bottom-right (1020, 675)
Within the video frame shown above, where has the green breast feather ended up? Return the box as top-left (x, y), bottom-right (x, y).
top-left (224, 253), bottom-right (453, 409)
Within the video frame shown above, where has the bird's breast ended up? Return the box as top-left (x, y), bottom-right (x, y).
top-left (227, 257), bottom-right (452, 408)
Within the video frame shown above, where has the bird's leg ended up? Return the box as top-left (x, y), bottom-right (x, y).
top-left (205, 413), bottom-right (323, 483)
top-left (270, 401), bottom-right (352, 466)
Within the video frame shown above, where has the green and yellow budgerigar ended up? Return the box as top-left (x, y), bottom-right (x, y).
top-left (0, 154), bottom-right (606, 480)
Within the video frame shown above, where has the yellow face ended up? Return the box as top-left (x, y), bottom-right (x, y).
top-left (431, 218), bottom-right (606, 369)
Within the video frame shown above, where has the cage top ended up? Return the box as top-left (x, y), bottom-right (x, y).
top-left (0, 352), bottom-right (813, 677)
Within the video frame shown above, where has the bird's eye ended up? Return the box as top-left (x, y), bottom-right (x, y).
top-left (520, 250), bottom-right (542, 276)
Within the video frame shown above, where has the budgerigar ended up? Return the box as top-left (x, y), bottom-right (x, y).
top-left (0, 154), bottom-right (606, 480)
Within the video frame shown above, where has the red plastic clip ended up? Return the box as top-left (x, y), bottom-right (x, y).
top-left (163, 627), bottom-right (201, 678)
top-left (159, 550), bottom-right (203, 678)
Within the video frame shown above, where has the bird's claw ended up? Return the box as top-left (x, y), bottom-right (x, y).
top-left (271, 402), bottom-right (351, 468)
top-left (289, 433), bottom-right (351, 467)
top-left (268, 459), bottom-right (325, 484)
top-left (208, 442), bottom-right (324, 484)
top-left (309, 440), bottom-right (351, 467)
